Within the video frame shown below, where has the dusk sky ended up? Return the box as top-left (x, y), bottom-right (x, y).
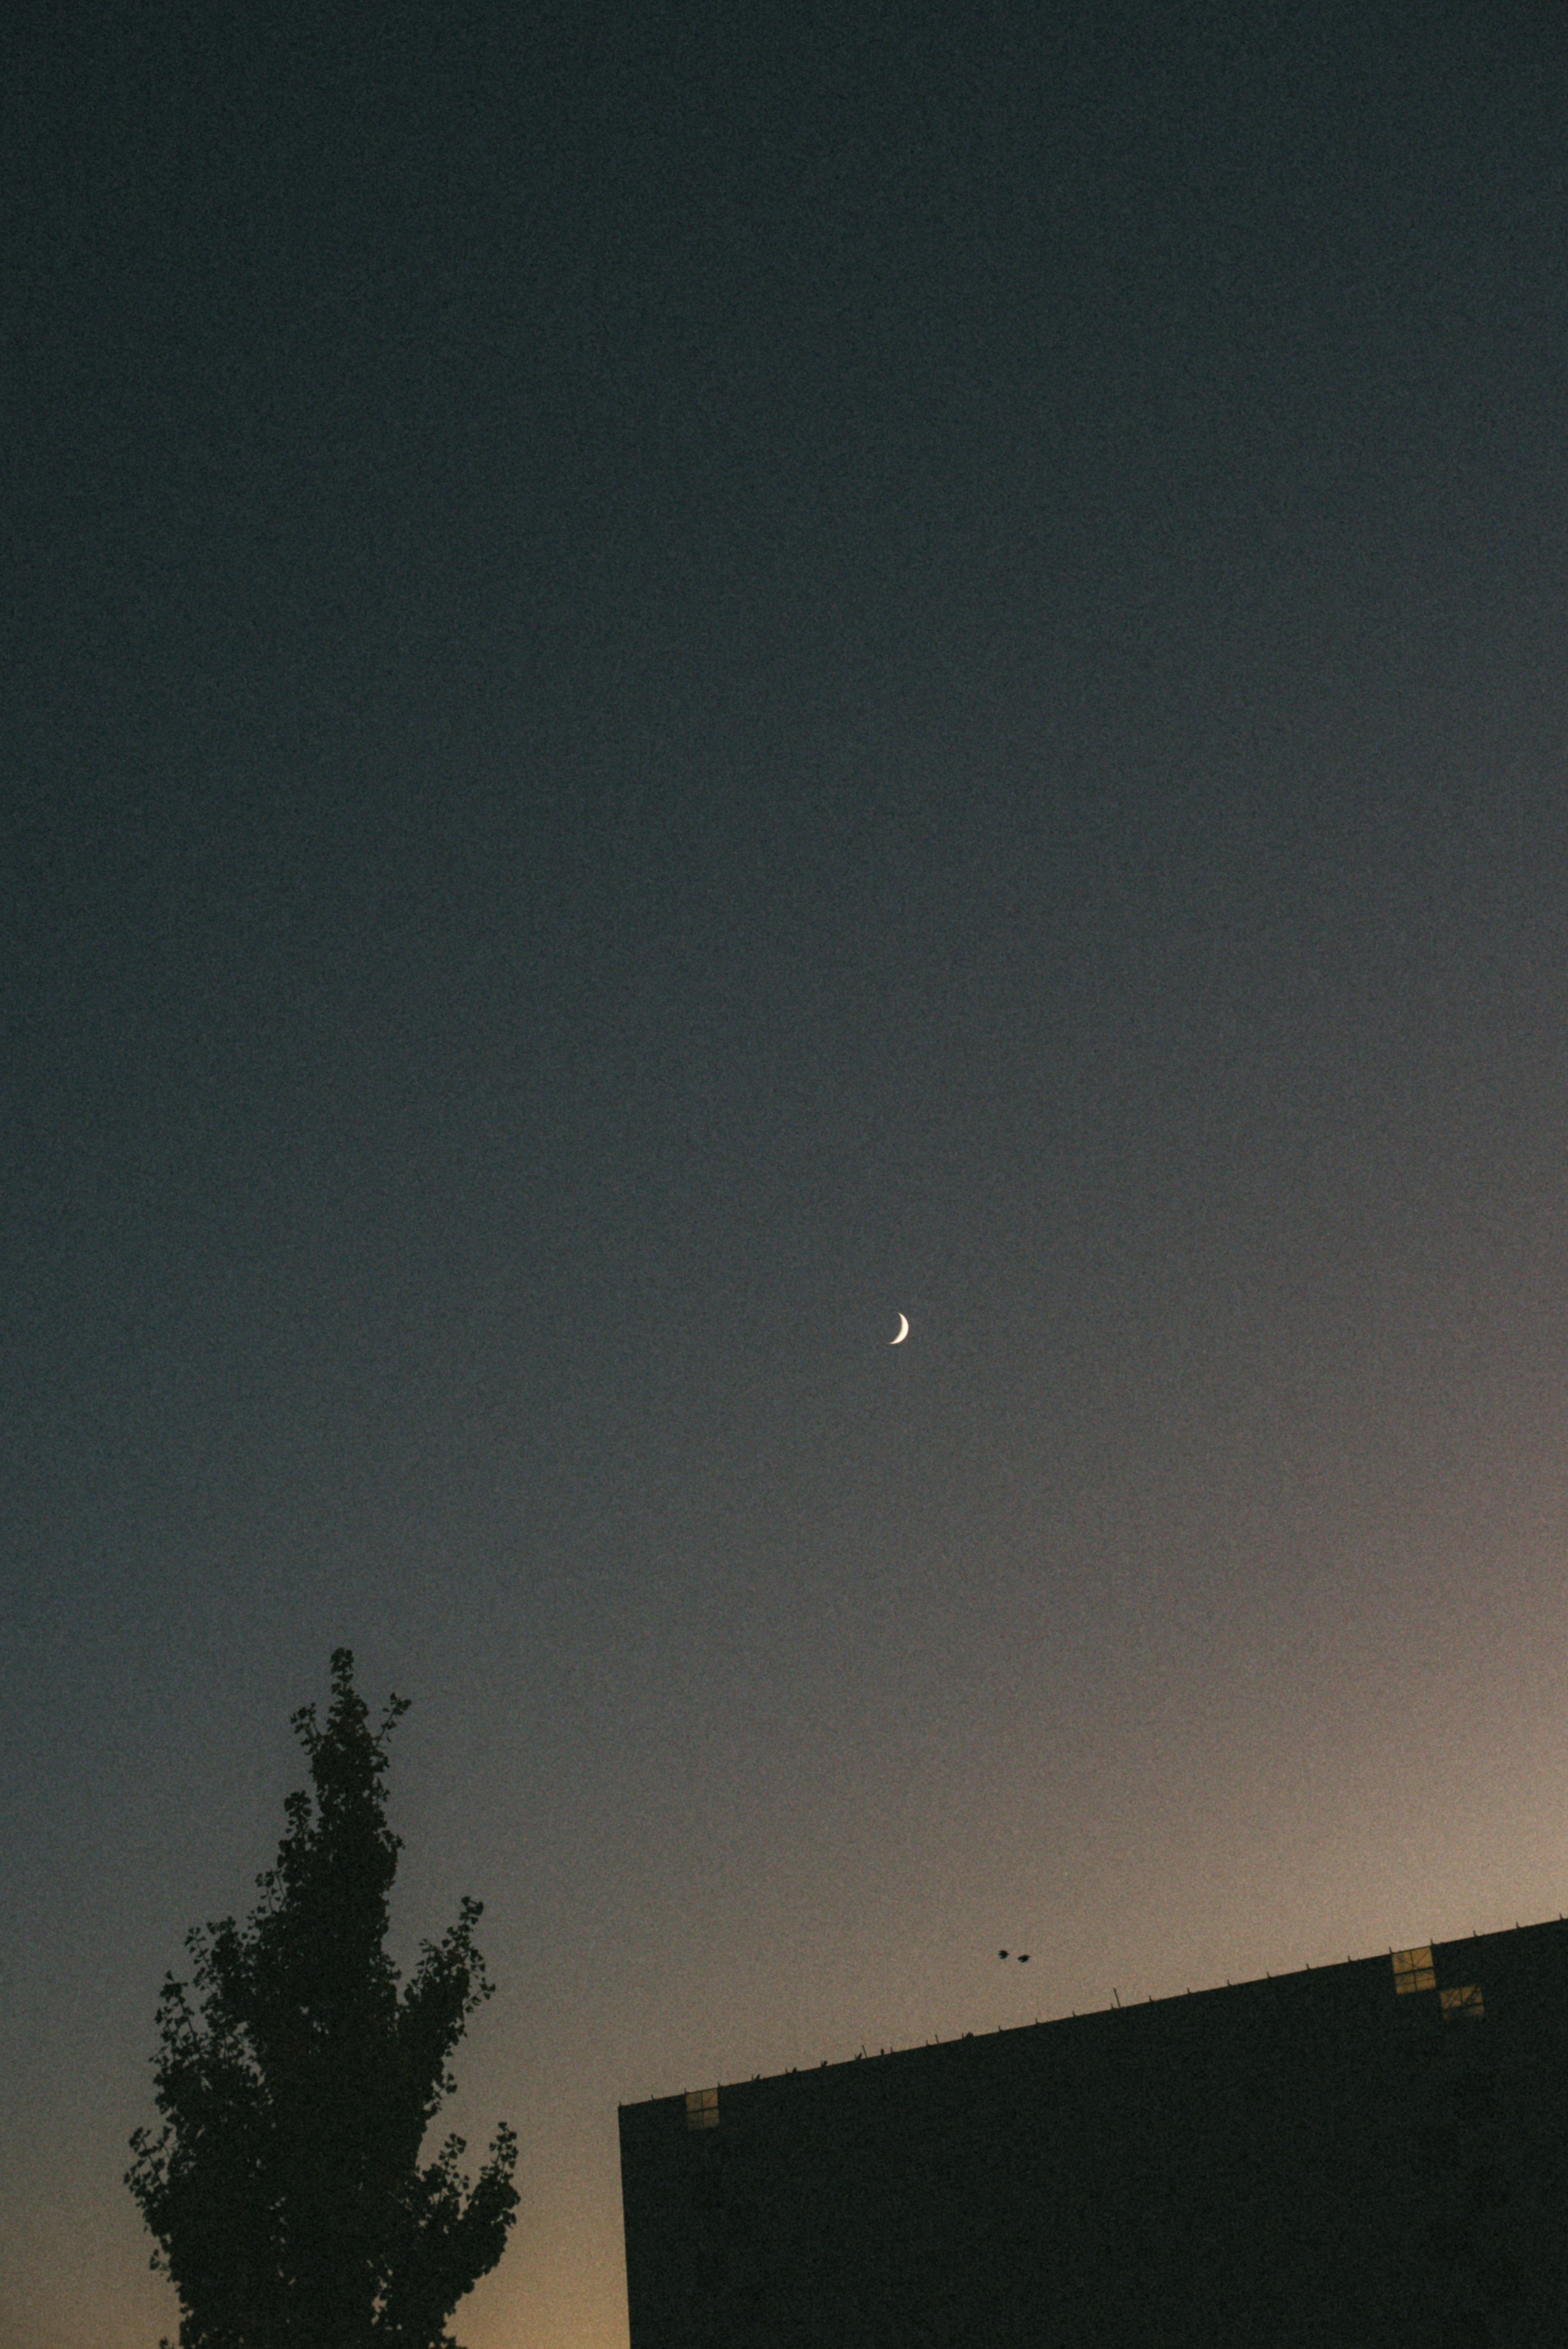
top-left (5, 4), bottom-right (1568, 2345)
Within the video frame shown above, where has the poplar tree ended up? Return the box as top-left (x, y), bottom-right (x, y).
top-left (126, 1649), bottom-right (518, 2349)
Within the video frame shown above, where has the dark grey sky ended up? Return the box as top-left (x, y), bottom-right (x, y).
top-left (5, 5), bottom-right (1568, 2344)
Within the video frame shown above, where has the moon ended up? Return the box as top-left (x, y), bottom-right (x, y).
top-left (890, 1313), bottom-right (909, 1345)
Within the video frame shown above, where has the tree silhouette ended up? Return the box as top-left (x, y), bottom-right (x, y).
top-left (126, 1648), bottom-right (519, 2349)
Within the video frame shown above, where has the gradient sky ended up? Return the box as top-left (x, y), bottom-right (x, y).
top-left (5, 4), bottom-right (1568, 2345)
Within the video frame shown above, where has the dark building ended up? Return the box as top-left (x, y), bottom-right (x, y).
top-left (619, 1915), bottom-right (1568, 2347)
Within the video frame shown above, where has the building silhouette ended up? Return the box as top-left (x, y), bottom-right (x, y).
top-left (619, 1914), bottom-right (1568, 2346)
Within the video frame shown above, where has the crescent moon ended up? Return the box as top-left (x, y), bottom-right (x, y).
top-left (890, 1313), bottom-right (909, 1345)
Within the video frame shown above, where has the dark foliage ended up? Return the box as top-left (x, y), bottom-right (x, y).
top-left (126, 1649), bottom-right (519, 2349)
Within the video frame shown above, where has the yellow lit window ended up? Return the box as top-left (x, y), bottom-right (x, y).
top-left (1440, 1984), bottom-right (1484, 2022)
top-left (1391, 1946), bottom-right (1436, 1994)
top-left (685, 2087), bottom-right (720, 2130)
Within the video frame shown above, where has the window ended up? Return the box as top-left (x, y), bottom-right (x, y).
top-left (685, 2087), bottom-right (720, 2130)
top-left (1440, 1984), bottom-right (1484, 2022)
top-left (1391, 1946), bottom-right (1436, 1994)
